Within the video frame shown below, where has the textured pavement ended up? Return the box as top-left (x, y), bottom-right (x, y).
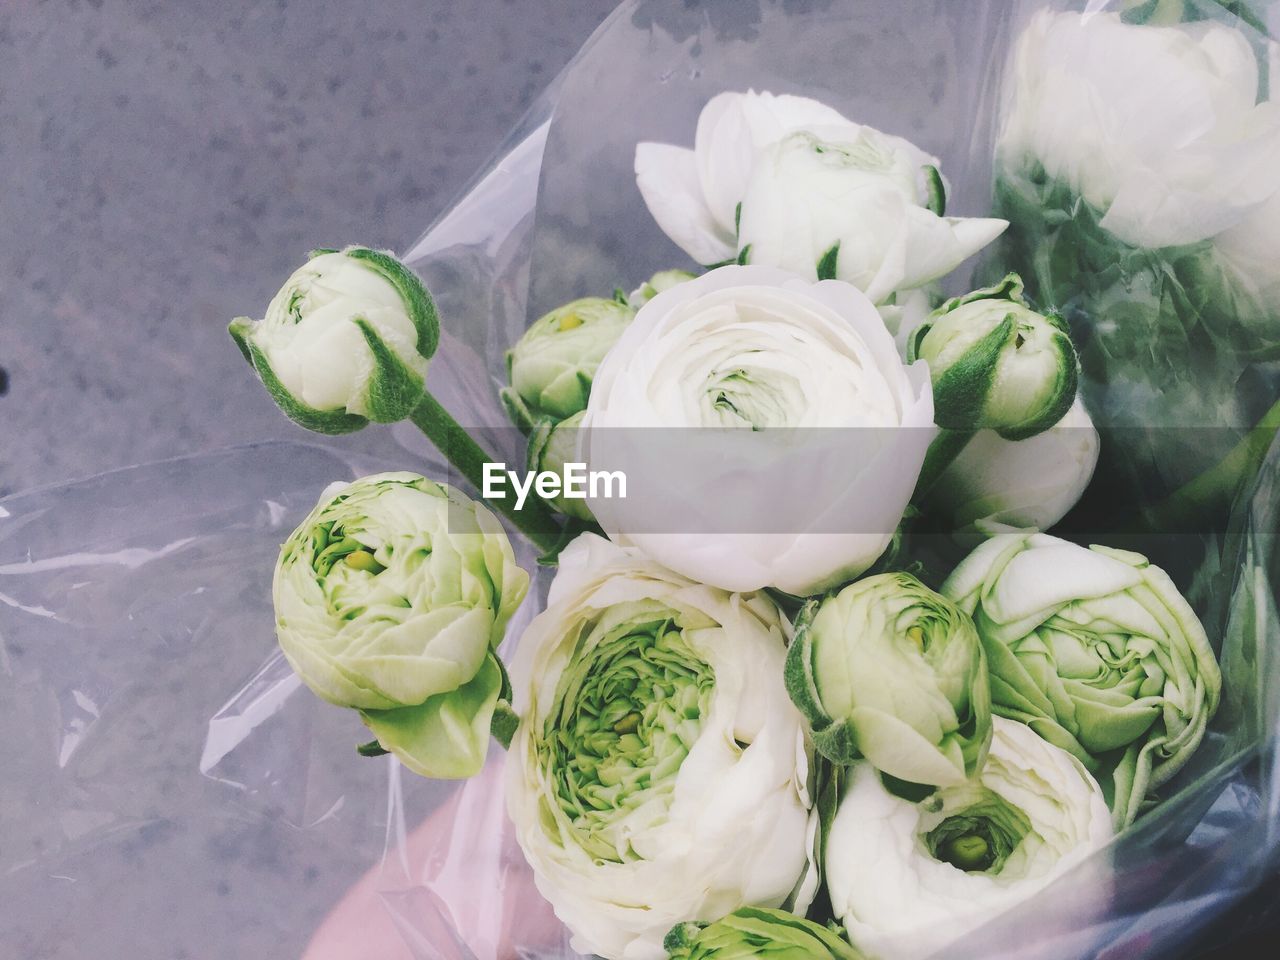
top-left (0, 0), bottom-right (618, 498)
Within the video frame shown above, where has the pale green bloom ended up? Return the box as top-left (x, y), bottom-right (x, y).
top-left (502, 296), bottom-right (634, 430)
top-left (908, 274), bottom-right (1078, 440)
top-left (506, 534), bottom-right (815, 960)
top-left (785, 572), bottom-right (991, 787)
top-left (826, 719), bottom-right (1112, 960)
top-left (629, 269), bottom-right (698, 308)
top-left (274, 472), bottom-right (528, 779)
top-left (942, 531), bottom-right (1221, 827)
top-left (229, 247), bottom-right (437, 434)
top-left (665, 908), bottom-right (862, 960)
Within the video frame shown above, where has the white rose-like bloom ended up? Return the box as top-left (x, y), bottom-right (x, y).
top-left (929, 397), bottom-right (1099, 534)
top-left (999, 10), bottom-right (1280, 249)
top-left (636, 90), bottom-right (1006, 303)
top-left (580, 265), bottom-right (935, 596)
top-left (506, 534), bottom-right (816, 960)
top-left (826, 718), bottom-right (1113, 960)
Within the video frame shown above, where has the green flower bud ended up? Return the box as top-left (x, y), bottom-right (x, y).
top-left (785, 572), bottom-right (992, 787)
top-left (907, 274), bottom-right (1078, 440)
top-left (629, 268), bottom-right (698, 308)
top-left (665, 908), bottom-right (863, 960)
top-left (274, 472), bottom-right (529, 779)
top-left (942, 531), bottom-right (1222, 828)
top-left (527, 410), bottom-right (592, 521)
top-left (229, 247), bottom-right (438, 434)
top-left (502, 297), bottom-right (634, 431)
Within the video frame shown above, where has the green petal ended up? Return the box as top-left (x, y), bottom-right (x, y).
top-left (360, 652), bottom-right (504, 780)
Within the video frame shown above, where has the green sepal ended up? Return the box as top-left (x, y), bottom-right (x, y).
top-left (613, 286), bottom-right (629, 306)
top-left (995, 327), bottom-right (1078, 441)
top-left (359, 652), bottom-right (504, 780)
top-left (931, 315), bottom-right (1014, 430)
top-left (817, 242), bottom-right (841, 282)
top-left (812, 720), bottom-right (861, 765)
top-left (500, 386), bottom-right (537, 434)
top-left (924, 165), bottom-right (946, 217)
top-left (785, 598), bottom-right (863, 764)
top-left (308, 247), bottom-right (339, 258)
top-left (344, 245), bottom-right (440, 360)
top-left (736, 244), bottom-right (752, 265)
top-left (356, 739), bottom-right (390, 757)
top-left (353, 317), bottom-right (428, 423)
top-left (233, 324), bottom-right (369, 435)
top-left (228, 316), bottom-right (254, 365)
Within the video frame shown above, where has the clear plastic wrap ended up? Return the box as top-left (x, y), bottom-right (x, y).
top-left (3, 1), bottom-right (1279, 958)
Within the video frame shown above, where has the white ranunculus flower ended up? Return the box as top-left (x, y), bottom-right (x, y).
top-left (999, 10), bottom-right (1280, 249)
top-left (928, 396), bottom-right (1099, 534)
top-left (826, 718), bottom-right (1113, 960)
top-left (506, 534), bottom-right (816, 960)
top-left (229, 247), bottom-right (437, 432)
top-left (636, 90), bottom-right (1006, 303)
top-left (580, 265), bottom-right (935, 596)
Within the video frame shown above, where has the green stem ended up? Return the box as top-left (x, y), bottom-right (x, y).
top-left (911, 428), bottom-right (976, 504)
top-left (409, 393), bottom-right (563, 553)
top-left (1139, 393), bottom-right (1280, 532)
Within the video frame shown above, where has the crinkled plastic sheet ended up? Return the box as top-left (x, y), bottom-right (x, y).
top-left (3, 1), bottom-right (1279, 959)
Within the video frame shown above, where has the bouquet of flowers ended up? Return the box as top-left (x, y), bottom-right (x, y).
top-left (9, 2), bottom-right (1274, 959)
top-left (215, 1), bottom-right (1280, 958)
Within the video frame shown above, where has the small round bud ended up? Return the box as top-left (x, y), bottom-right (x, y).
top-left (908, 274), bottom-right (1078, 440)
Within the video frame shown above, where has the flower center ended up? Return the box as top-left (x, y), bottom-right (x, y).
top-left (922, 788), bottom-right (1031, 875)
top-left (546, 616), bottom-right (715, 862)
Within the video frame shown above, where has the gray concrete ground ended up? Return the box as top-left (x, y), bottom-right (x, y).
top-left (0, 0), bottom-right (618, 498)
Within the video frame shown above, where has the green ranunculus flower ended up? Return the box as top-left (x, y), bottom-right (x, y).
top-left (501, 296), bottom-right (634, 431)
top-left (908, 274), bottom-right (1078, 441)
top-left (665, 908), bottom-right (863, 960)
top-left (942, 531), bottom-right (1222, 827)
top-left (785, 573), bottom-right (992, 787)
top-left (527, 409), bottom-right (592, 521)
top-left (274, 472), bottom-right (528, 779)
top-left (229, 246), bottom-right (438, 434)
top-left (629, 268), bottom-right (698, 308)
